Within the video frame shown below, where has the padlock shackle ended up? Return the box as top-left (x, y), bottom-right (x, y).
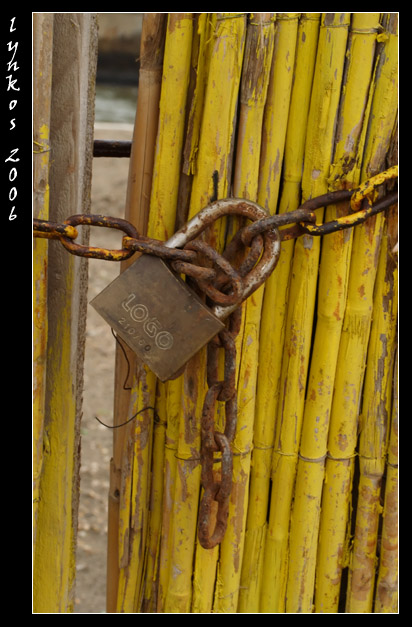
top-left (166, 198), bottom-right (281, 320)
top-left (166, 198), bottom-right (269, 248)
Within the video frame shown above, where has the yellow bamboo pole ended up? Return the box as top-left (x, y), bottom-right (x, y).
top-left (156, 377), bottom-right (184, 609)
top-left (147, 13), bottom-right (194, 242)
top-left (240, 15), bottom-right (321, 612)
top-left (345, 201), bottom-right (398, 613)
top-left (259, 14), bottom-right (350, 613)
top-left (232, 13), bottom-right (275, 201)
top-left (209, 13), bottom-right (276, 614)
top-left (107, 14), bottom-right (167, 612)
top-left (116, 376), bottom-right (156, 613)
top-left (374, 353), bottom-right (398, 613)
top-left (162, 351), bottom-right (206, 614)
top-left (162, 13), bottom-right (247, 614)
top-left (158, 16), bottom-right (216, 613)
top-left (114, 14), bottom-right (193, 613)
top-left (33, 12), bottom-right (53, 547)
top-left (182, 13), bottom-right (216, 182)
top-left (188, 12), bottom-right (247, 221)
top-left (142, 15), bottom-right (194, 612)
top-left (286, 13), bottom-right (381, 613)
top-left (256, 13), bottom-right (301, 213)
top-left (315, 13), bottom-right (398, 613)
top-left (236, 12), bottom-right (306, 613)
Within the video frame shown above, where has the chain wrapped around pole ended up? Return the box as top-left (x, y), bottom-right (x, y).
top-left (33, 167), bottom-right (398, 262)
top-left (32, 166), bottom-right (398, 549)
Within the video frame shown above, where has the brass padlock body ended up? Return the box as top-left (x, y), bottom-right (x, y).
top-left (91, 254), bottom-right (224, 381)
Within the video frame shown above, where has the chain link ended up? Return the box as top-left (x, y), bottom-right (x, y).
top-left (33, 166), bottom-right (397, 548)
top-left (198, 307), bottom-right (241, 548)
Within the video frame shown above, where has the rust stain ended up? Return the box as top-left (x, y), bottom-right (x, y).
top-left (337, 432), bottom-right (348, 452)
top-left (333, 301), bottom-right (341, 321)
top-left (358, 284), bottom-right (365, 299)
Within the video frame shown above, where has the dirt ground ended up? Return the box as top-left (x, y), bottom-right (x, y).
top-left (74, 123), bottom-right (134, 613)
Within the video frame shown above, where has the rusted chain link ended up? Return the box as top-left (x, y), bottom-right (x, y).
top-left (198, 307), bottom-right (242, 549)
top-left (60, 214), bottom-right (140, 261)
top-left (33, 219), bottom-right (79, 240)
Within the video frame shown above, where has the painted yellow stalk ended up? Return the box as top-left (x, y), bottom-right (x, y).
top-left (260, 14), bottom-right (350, 613)
top-left (182, 13), bottom-right (216, 180)
top-left (232, 13), bottom-right (275, 200)
top-left (286, 13), bottom-right (380, 613)
top-left (163, 351), bottom-right (206, 613)
top-left (107, 15), bottom-right (167, 612)
top-left (375, 355), bottom-right (398, 613)
top-left (156, 377), bottom-right (184, 610)
top-left (148, 14), bottom-right (193, 241)
top-left (33, 12), bottom-right (53, 546)
top-left (240, 16), bottom-right (321, 613)
top-left (115, 14), bottom-right (193, 613)
top-left (157, 17), bottom-right (218, 614)
top-left (194, 13), bottom-right (276, 614)
top-left (141, 15), bottom-right (193, 611)
top-left (236, 12), bottom-right (309, 612)
top-left (188, 13), bottom-right (246, 223)
top-left (316, 13), bottom-right (398, 612)
top-left (252, 10), bottom-right (306, 440)
top-left (165, 13), bottom-right (246, 612)
top-left (116, 376), bottom-right (156, 613)
top-left (155, 17), bottom-right (215, 613)
top-left (346, 205), bottom-right (398, 613)
top-left (34, 289), bottom-right (79, 613)
top-left (140, 384), bottom-right (167, 612)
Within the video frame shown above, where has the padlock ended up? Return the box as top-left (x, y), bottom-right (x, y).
top-left (90, 198), bottom-right (280, 381)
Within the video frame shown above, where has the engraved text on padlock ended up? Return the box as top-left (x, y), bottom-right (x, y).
top-left (91, 254), bottom-right (225, 381)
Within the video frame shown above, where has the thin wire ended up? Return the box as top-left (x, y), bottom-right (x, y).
top-left (111, 328), bottom-right (131, 390)
top-left (95, 406), bottom-right (159, 429)
top-left (94, 329), bottom-right (159, 428)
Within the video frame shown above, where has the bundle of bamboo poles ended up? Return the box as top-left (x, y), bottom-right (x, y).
top-left (106, 13), bottom-right (398, 613)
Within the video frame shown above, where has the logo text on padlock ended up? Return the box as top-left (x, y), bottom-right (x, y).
top-left (91, 254), bottom-right (225, 381)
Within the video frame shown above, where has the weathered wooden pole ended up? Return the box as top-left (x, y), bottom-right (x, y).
top-left (33, 12), bottom-right (98, 613)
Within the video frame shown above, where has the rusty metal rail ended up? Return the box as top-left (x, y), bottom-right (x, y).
top-left (93, 139), bottom-right (132, 158)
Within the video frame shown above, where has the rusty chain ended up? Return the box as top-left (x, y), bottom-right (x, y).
top-left (198, 306), bottom-right (242, 548)
top-left (33, 166), bottom-right (398, 262)
top-left (33, 165), bottom-right (398, 549)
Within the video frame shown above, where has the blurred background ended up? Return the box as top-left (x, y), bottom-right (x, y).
top-left (94, 13), bottom-right (143, 125)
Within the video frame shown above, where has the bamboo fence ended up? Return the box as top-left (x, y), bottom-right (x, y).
top-left (104, 12), bottom-right (398, 613)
